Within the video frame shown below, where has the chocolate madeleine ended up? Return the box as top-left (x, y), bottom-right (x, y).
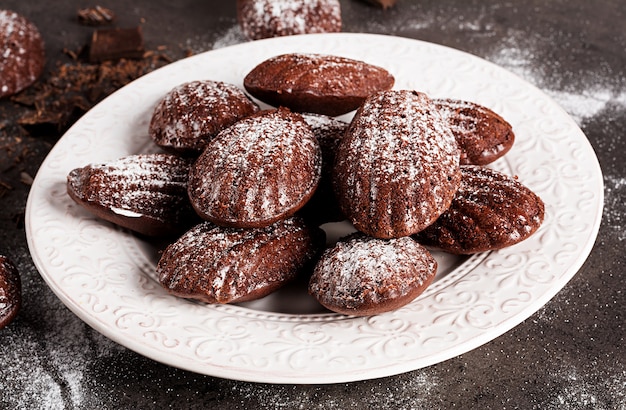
top-left (414, 165), bottom-right (545, 254)
top-left (243, 53), bottom-right (394, 116)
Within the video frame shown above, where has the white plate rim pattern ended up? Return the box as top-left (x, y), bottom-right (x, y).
top-left (25, 33), bottom-right (603, 384)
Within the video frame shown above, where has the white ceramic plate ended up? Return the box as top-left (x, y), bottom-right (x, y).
top-left (25, 33), bottom-right (603, 384)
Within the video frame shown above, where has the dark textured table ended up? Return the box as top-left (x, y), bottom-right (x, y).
top-left (1, 1), bottom-right (624, 409)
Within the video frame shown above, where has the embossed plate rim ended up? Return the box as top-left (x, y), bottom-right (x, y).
top-left (25, 33), bottom-right (603, 384)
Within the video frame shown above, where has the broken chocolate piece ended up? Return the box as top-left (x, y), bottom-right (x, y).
top-left (78, 5), bottom-right (116, 26)
top-left (17, 95), bottom-right (89, 135)
top-left (89, 26), bottom-right (145, 63)
top-left (13, 53), bottom-right (171, 136)
top-left (360, 0), bottom-right (397, 9)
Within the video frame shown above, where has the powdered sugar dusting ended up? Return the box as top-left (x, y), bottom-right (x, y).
top-left (336, 90), bottom-right (460, 237)
top-left (0, 10), bottom-right (19, 61)
top-left (0, 10), bottom-right (17, 36)
top-left (603, 175), bottom-right (626, 242)
top-left (67, 154), bottom-right (191, 222)
top-left (158, 222), bottom-right (266, 301)
top-left (483, 27), bottom-right (626, 127)
top-left (548, 361), bottom-right (626, 409)
top-left (0, 277), bottom-right (125, 409)
top-left (158, 218), bottom-right (316, 303)
top-left (188, 109), bottom-right (321, 226)
top-left (149, 80), bottom-right (258, 153)
top-left (212, 24), bottom-right (247, 49)
top-left (0, 9), bottom-right (44, 96)
top-left (310, 235), bottom-right (436, 308)
top-left (238, 0), bottom-right (341, 40)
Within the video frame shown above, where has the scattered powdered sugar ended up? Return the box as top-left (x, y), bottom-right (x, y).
top-left (231, 368), bottom-right (440, 409)
top-left (357, 4), bottom-right (626, 129)
top-left (545, 361), bottom-right (626, 409)
top-left (212, 24), bottom-right (247, 50)
top-left (541, 88), bottom-right (625, 126)
top-left (0, 284), bottom-right (125, 409)
top-left (603, 175), bottom-right (626, 242)
top-left (484, 29), bottom-right (626, 127)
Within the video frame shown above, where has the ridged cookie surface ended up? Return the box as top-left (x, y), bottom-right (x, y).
top-left (333, 90), bottom-right (461, 238)
top-left (243, 53), bottom-right (394, 116)
top-left (149, 80), bottom-right (259, 156)
top-left (67, 153), bottom-right (196, 237)
top-left (237, 0), bottom-right (342, 40)
top-left (158, 217), bottom-right (324, 304)
top-left (188, 108), bottom-right (322, 228)
top-left (309, 233), bottom-right (437, 316)
top-left (434, 98), bottom-right (515, 165)
top-left (414, 165), bottom-right (545, 254)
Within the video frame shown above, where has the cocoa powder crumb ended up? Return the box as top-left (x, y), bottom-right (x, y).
top-left (0, 180), bottom-right (13, 198)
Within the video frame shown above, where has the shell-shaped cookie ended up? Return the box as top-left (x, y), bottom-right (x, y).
top-left (149, 80), bottom-right (259, 156)
top-left (414, 165), bottom-right (545, 254)
top-left (0, 10), bottom-right (45, 98)
top-left (243, 53), bottom-right (395, 116)
top-left (188, 108), bottom-right (322, 228)
top-left (333, 90), bottom-right (461, 239)
top-left (434, 98), bottom-right (515, 166)
top-left (66, 153), bottom-right (197, 237)
top-left (308, 233), bottom-right (437, 316)
top-left (237, 0), bottom-right (342, 40)
top-left (157, 217), bottom-right (324, 304)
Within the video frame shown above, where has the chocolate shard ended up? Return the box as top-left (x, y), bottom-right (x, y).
top-left (361, 0), bottom-right (397, 9)
top-left (77, 5), bottom-right (116, 26)
top-left (88, 26), bottom-right (145, 63)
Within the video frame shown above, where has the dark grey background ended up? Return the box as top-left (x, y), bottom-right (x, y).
top-left (1, 1), bottom-right (624, 409)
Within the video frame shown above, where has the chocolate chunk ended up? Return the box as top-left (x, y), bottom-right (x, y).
top-left (13, 52), bottom-right (171, 137)
top-left (360, 0), bottom-right (397, 9)
top-left (0, 256), bottom-right (21, 329)
top-left (88, 26), bottom-right (145, 63)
